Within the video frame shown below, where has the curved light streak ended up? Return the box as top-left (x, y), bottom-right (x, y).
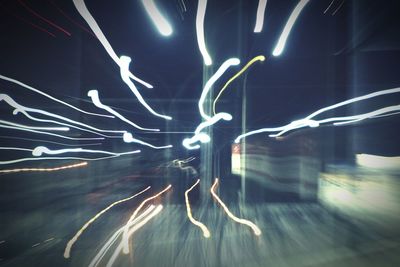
top-left (0, 94), bottom-right (126, 137)
top-left (106, 205), bottom-right (163, 267)
top-left (63, 186), bottom-right (151, 259)
top-left (121, 185), bottom-right (171, 254)
top-left (199, 58), bottom-right (240, 120)
top-left (211, 178), bottom-right (261, 236)
top-left (185, 179), bottom-right (210, 238)
top-left (0, 162), bottom-right (87, 174)
top-left (272, 0), bottom-right (310, 56)
top-left (88, 90), bottom-right (160, 131)
top-left (254, 0), bottom-right (268, 33)
top-left (141, 0), bottom-right (173, 36)
top-left (213, 55), bottom-right (265, 115)
top-left (32, 146), bottom-right (141, 157)
top-left (196, 0), bottom-right (212, 65)
top-left (88, 205), bottom-right (157, 267)
top-left (0, 74), bottom-right (113, 118)
top-left (0, 123), bottom-right (104, 141)
top-left (235, 87), bottom-right (400, 142)
top-left (123, 132), bottom-right (172, 149)
top-left (71, 0), bottom-right (153, 89)
top-left (0, 119), bottom-right (69, 132)
top-left (119, 56), bottom-right (172, 120)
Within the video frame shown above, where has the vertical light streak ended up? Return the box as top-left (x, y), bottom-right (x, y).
top-left (88, 205), bottom-right (157, 267)
top-left (106, 205), bottom-right (163, 267)
top-left (0, 74), bottom-right (114, 118)
top-left (196, 0), bottom-right (212, 65)
top-left (185, 179), bottom-right (211, 238)
top-left (121, 185), bottom-right (172, 254)
top-left (32, 146), bottom-right (141, 157)
top-left (71, 0), bottom-right (153, 89)
top-left (63, 186), bottom-right (151, 259)
top-left (199, 58), bottom-right (240, 120)
top-left (123, 132), bottom-right (172, 149)
top-left (119, 56), bottom-right (173, 120)
top-left (272, 0), bottom-right (310, 56)
top-left (0, 162), bottom-right (87, 174)
top-left (212, 55), bottom-right (265, 115)
top-left (87, 90), bottom-right (160, 131)
top-left (254, 0), bottom-right (268, 33)
top-left (210, 178), bottom-right (262, 236)
top-left (141, 0), bottom-right (173, 36)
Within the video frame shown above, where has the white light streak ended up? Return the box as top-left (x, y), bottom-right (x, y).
top-left (272, 0), bottom-right (310, 56)
top-left (0, 74), bottom-right (113, 118)
top-left (0, 119), bottom-right (68, 132)
top-left (196, 0), bottom-right (212, 65)
top-left (141, 0), bottom-right (173, 36)
top-left (254, 0), bottom-right (268, 33)
top-left (88, 90), bottom-right (160, 131)
top-left (119, 56), bottom-right (172, 120)
top-left (0, 135), bottom-right (101, 147)
top-left (71, 0), bottom-right (153, 89)
top-left (32, 146), bottom-right (141, 157)
top-left (64, 186), bottom-right (151, 259)
top-left (235, 87), bottom-right (400, 142)
top-left (0, 162), bottom-right (87, 174)
top-left (211, 178), bottom-right (261, 236)
top-left (0, 155), bottom-right (119, 165)
top-left (185, 179), bottom-right (210, 238)
top-left (123, 132), bottom-right (172, 149)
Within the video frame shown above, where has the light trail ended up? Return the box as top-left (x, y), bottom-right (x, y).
top-left (0, 119), bottom-right (69, 132)
top-left (323, 0), bottom-right (335, 14)
top-left (235, 87), bottom-right (400, 142)
top-left (123, 132), bottom-right (172, 149)
top-left (213, 55), bottom-right (265, 115)
top-left (119, 56), bottom-right (172, 120)
top-left (254, 0), bottom-right (268, 33)
top-left (0, 74), bottom-right (113, 118)
top-left (331, 0), bottom-right (344, 16)
top-left (87, 90), bottom-right (160, 132)
top-left (63, 186), bottom-right (151, 259)
top-left (121, 185), bottom-right (171, 254)
top-left (185, 179), bottom-right (210, 238)
top-left (32, 146), bottom-right (141, 157)
top-left (272, 0), bottom-right (310, 56)
top-left (71, 0), bottom-right (153, 89)
top-left (88, 205), bottom-right (157, 267)
top-left (0, 147), bottom-right (34, 153)
top-left (196, 0), bottom-right (212, 65)
top-left (106, 205), bottom-right (163, 267)
top-left (199, 58), bottom-right (240, 120)
top-left (0, 94), bottom-right (126, 137)
top-left (0, 135), bottom-right (101, 147)
top-left (211, 178), bottom-right (262, 236)
top-left (0, 162), bottom-right (87, 174)
top-left (141, 0), bottom-right (173, 36)
top-left (0, 123), bottom-right (104, 141)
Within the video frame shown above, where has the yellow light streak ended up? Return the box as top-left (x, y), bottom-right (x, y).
top-left (185, 179), bottom-right (210, 238)
top-left (63, 186), bottom-right (151, 259)
top-left (210, 178), bottom-right (261, 236)
top-left (0, 161), bottom-right (87, 174)
top-left (121, 184), bottom-right (172, 254)
top-left (212, 55), bottom-right (265, 115)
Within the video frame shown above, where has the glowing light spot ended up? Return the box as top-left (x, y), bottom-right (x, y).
top-left (211, 178), bottom-right (262, 236)
top-left (213, 55), bottom-right (265, 115)
top-left (356, 154), bottom-right (400, 170)
top-left (0, 74), bottom-right (113, 118)
top-left (123, 132), bottom-right (172, 149)
top-left (196, 0), bottom-right (212, 65)
top-left (141, 0), bottom-right (173, 36)
top-left (121, 185), bottom-right (171, 254)
top-left (88, 90), bottom-right (160, 132)
top-left (272, 0), bottom-right (310, 56)
top-left (254, 0), bottom-right (268, 33)
top-left (119, 56), bottom-right (172, 120)
top-left (71, 0), bottom-right (153, 89)
top-left (0, 161), bottom-right (87, 174)
top-left (63, 186), bottom-right (150, 259)
top-left (185, 179), bottom-right (211, 238)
